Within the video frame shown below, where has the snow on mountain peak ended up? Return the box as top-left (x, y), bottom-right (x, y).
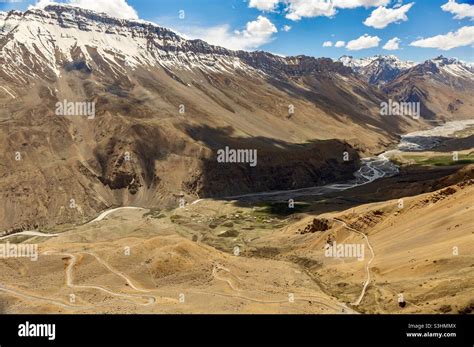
top-left (337, 55), bottom-right (417, 85)
top-left (338, 55), bottom-right (416, 71)
top-left (338, 55), bottom-right (377, 70)
top-left (0, 5), bottom-right (471, 87)
top-left (0, 4), bottom-right (256, 82)
top-left (428, 55), bottom-right (474, 79)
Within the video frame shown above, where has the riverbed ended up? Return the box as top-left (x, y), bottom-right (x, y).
top-left (226, 119), bottom-right (474, 202)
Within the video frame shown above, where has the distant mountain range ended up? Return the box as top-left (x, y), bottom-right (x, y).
top-left (0, 4), bottom-right (473, 231)
top-left (339, 54), bottom-right (474, 86)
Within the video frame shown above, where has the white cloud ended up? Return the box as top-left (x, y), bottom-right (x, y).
top-left (332, 0), bottom-right (390, 9)
top-left (346, 34), bottom-right (380, 50)
top-left (178, 16), bottom-right (277, 51)
top-left (283, 0), bottom-right (389, 20)
top-left (335, 40), bottom-right (345, 47)
top-left (285, 0), bottom-right (336, 20)
top-left (282, 24), bottom-right (292, 31)
top-left (323, 41), bottom-right (333, 47)
top-left (249, 0), bottom-right (280, 11)
top-left (30, 0), bottom-right (139, 19)
top-left (410, 26), bottom-right (474, 50)
top-left (441, 0), bottom-right (474, 20)
top-left (383, 37), bottom-right (401, 50)
top-left (364, 2), bottom-right (414, 29)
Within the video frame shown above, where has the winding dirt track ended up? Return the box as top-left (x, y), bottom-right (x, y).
top-left (88, 207), bottom-right (147, 223)
top-left (333, 218), bottom-right (375, 306)
top-left (0, 207), bottom-right (359, 313)
top-left (0, 231), bottom-right (59, 241)
top-left (84, 252), bottom-right (149, 292)
top-left (0, 253), bottom-right (357, 313)
top-left (43, 251), bottom-right (156, 306)
top-left (0, 284), bottom-right (86, 309)
top-left (209, 263), bottom-right (358, 313)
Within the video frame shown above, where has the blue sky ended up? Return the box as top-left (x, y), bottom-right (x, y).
top-left (2, 0), bottom-right (474, 62)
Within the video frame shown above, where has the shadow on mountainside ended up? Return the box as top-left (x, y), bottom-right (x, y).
top-left (227, 164), bottom-right (473, 219)
top-left (180, 125), bottom-right (361, 198)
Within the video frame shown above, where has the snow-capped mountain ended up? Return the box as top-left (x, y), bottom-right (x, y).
top-left (339, 54), bottom-right (474, 87)
top-left (0, 4), bottom-right (353, 85)
top-left (338, 55), bottom-right (378, 69)
top-left (428, 55), bottom-right (474, 79)
top-left (0, 5), bottom-right (248, 82)
top-left (339, 55), bottom-right (416, 85)
top-left (2, 5), bottom-right (470, 89)
top-left (0, 4), bottom-right (392, 231)
top-left (0, 4), bottom-right (473, 232)
top-left (382, 55), bottom-right (474, 121)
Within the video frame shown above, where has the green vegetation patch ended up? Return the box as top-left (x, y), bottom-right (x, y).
top-left (411, 155), bottom-right (474, 167)
top-left (396, 153), bottom-right (474, 167)
top-left (254, 202), bottom-right (311, 217)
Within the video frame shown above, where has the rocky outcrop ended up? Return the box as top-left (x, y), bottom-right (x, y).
top-left (300, 218), bottom-right (330, 234)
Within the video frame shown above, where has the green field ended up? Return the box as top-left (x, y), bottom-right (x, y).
top-left (401, 154), bottom-right (474, 167)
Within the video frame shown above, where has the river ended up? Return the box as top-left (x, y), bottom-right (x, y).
top-left (226, 119), bottom-right (474, 202)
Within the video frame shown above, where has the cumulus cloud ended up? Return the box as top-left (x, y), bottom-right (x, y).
top-left (333, 0), bottom-right (390, 9)
top-left (383, 37), bottom-right (401, 50)
top-left (441, 0), bottom-right (474, 20)
top-left (179, 16), bottom-right (278, 51)
top-left (285, 0), bottom-right (336, 20)
top-left (346, 34), bottom-right (380, 50)
top-left (335, 40), bottom-right (345, 47)
top-left (410, 26), bottom-right (474, 50)
top-left (323, 41), bottom-right (333, 47)
top-left (282, 0), bottom-right (389, 21)
top-left (364, 2), bottom-right (414, 29)
top-left (30, 0), bottom-right (139, 19)
top-left (282, 25), bottom-right (292, 31)
top-left (249, 0), bottom-right (280, 11)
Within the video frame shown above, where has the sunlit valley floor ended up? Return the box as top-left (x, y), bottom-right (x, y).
top-left (1, 157), bottom-right (473, 314)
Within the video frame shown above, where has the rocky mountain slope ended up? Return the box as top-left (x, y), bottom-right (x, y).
top-left (339, 55), bottom-right (416, 85)
top-left (383, 56), bottom-right (474, 120)
top-left (339, 54), bottom-right (474, 87)
top-left (0, 5), bottom-right (472, 232)
top-left (339, 54), bottom-right (474, 120)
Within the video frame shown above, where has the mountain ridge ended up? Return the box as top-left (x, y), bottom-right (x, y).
top-left (1, 5), bottom-right (472, 86)
top-left (0, 4), bottom-right (473, 232)
top-left (0, 4), bottom-right (353, 83)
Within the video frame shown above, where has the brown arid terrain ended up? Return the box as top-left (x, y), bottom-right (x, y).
top-left (0, 5), bottom-right (473, 315)
top-left (0, 162), bottom-right (472, 314)
top-left (255, 165), bottom-right (474, 314)
top-left (0, 207), bottom-right (356, 314)
top-left (1, 5), bottom-right (474, 232)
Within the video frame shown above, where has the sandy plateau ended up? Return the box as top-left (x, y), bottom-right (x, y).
top-left (0, 161), bottom-right (472, 314)
top-left (0, 207), bottom-right (355, 314)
